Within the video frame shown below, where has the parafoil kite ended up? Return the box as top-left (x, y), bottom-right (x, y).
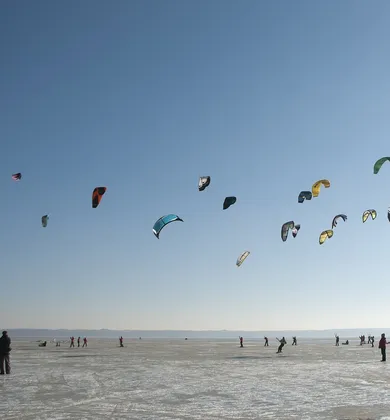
top-left (153, 214), bottom-right (183, 239)
top-left (388, 208), bottom-right (390, 222)
top-left (312, 179), bottom-right (330, 197)
top-left (12, 173), bottom-right (22, 181)
top-left (298, 191), bottom-right (312, 203)
top-left (236, 251), bottom-right (250, 267)
top-left (223, 196), bottom-right (236, 210)
top-left (373, 157), bottom-right (390, 174)
top-left (362, 209), bottom-right (377, 223)
top-left (92, 187), bottom-right (107, 208)
top-left (41, 215), bottom-right (49, 228)
top-left (292, 224), bottom-right (300, 238)
top-left (332, 214), bottom-right (347, 229)
top-left (281, 221), bottom-right (295, 242)
top-left (198, 176), bottom-right (211, 191)
top-left (319, 229), bottom-right (333, 245)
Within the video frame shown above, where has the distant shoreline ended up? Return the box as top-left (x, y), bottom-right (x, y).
top-left (4, 328), bottom-right (389, 339)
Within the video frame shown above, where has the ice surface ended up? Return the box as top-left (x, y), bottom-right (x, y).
top-left (1, 338), bottom-right (390, 419)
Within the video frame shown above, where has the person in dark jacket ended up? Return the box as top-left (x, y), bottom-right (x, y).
top-left (0, 331), bottom-right (11, 374)
top-left (379, 333), bottom-right (387, 362)
top-left (276, 337), bottom-right (286, 353)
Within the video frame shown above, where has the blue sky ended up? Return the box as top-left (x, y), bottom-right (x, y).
top-left (1, 0), bottom-right (390, 330)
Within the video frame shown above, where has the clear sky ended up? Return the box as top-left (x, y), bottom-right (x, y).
top-left (2, 0), bottom-right (390, 331)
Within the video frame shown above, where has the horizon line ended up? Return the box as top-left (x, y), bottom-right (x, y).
top-left (4, 327), bottom-right (390, 332)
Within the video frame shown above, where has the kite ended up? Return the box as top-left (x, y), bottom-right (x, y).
top-left (198, 176), bottom-right (211, 191)
top-left (281, 221), bottom-right (295, 242)
top-left (92, 187), bottom-right (107, 208)
top-left (292, 224), bottom-right (301, 238)
top-left (362, 209), bottom-right (377, 223)
top-left (41, 215), bottom-right (49, 228)
top-left (319, 229), bottom-right (333, 245)
top-left (223, 197), bottom-right (236, 210)
top-left (236, 251), bottom-right (250, 267)
top-left (312, 179), bottom-right (330, 197)
top-left (11, 173), bottom-right (22, 181)
top-left (153, 214), bottom-right (183, 239)
top-left (332, 214), bottom-right (347, 229)
top-left (388, 208), bottom-right (390, 222)
top-left (298, 191), bottom-right (312, 203)
top-left (373, 157), bottom-right (390, 174)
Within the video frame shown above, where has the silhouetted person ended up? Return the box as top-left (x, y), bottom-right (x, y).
top-left (0, 331), bottom-right (11, 375)
top-left (239, 336), bottom-right (243, 348)
top-left (292, 336), bottom-right (297, 346)
top-left (276, 337), bottom-right (286, 353)
top-left (70, 337), bottom-right (75, 348)
top-left (38, 341), bottom-right (47, 347)
top-left (119, 336), bottom-right (124, 347)
top-left (335, 335), bottom-right (339, 346)
top-left (371, 336), bottom-right (375, 348)
top-left (77, 337), bottom-right (81, 347)
top-left (379, 333), bottom-right (387, 362)
top-left (82, 337), bottom-right (87, 348)
top-left (264, 337), bottom-right (269, 346)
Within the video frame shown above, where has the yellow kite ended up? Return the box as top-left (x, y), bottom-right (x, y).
top-left (312, 179), bottom-right (330, 198)
top-left (319, 229), bottom-right (333, 245)
top-left (362, 209), bottom-right (377, 223)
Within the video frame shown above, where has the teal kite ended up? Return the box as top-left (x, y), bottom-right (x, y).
top-left (153, 214), bottom-right (183, 239)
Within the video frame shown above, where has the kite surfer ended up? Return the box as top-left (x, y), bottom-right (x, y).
top-left (292, 336), bottom-right (297, 346)
top-left (264, 337), bottom-right (269, 346)
top-left (276, 337), bottom-right (286, 353)
top-left (239, 336), bottom-right (243, 348)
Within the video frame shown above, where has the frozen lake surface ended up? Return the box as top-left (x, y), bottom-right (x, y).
top-left (2, 338), bottom-right (390, 419)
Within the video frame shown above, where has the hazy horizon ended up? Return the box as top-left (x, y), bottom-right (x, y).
top-left (4, 327), bottom-right (390, 340)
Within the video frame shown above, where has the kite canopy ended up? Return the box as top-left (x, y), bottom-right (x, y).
top-left (41, 215), bottom-right (49, 228)
top-left (11, 173), bottom-right (22, 181)
top-left (236, 251), bottom-right (250, 267)
top-left (198, 176), bottom-right (211, 191)
top-left (281, 221), bottom-right (295, 242)
top-left (362, 209), bottom-right (377, 223)
top-left (92, 187), bottom-right (107, 208)
top-left (332, 214), bottom-right (347, 229)
top-left (292, 224), bottom-right (301, 238)
top-left (298, 191), bottom-right (312, 203)
top-left (223, 196), bottom-right (236, 210)
top-left (312, 179), bottom-right (330, 197)
top-left (373, 157), bottom-right (390, 174)
top-left (319, 229), bottom-right (333, 245)
top-left (388, 208), bottom-right (390, 223)
top-left (153, 214), bottom-right (183, 239)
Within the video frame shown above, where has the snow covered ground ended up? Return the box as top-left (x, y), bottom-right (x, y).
top-left (1, 338), bottom-right (390, 419)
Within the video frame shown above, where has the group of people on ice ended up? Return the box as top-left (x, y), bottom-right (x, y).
top-left (69, 336), bottom-right (88, 348)
top-left (238, 336), bottom-right (297, 353)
